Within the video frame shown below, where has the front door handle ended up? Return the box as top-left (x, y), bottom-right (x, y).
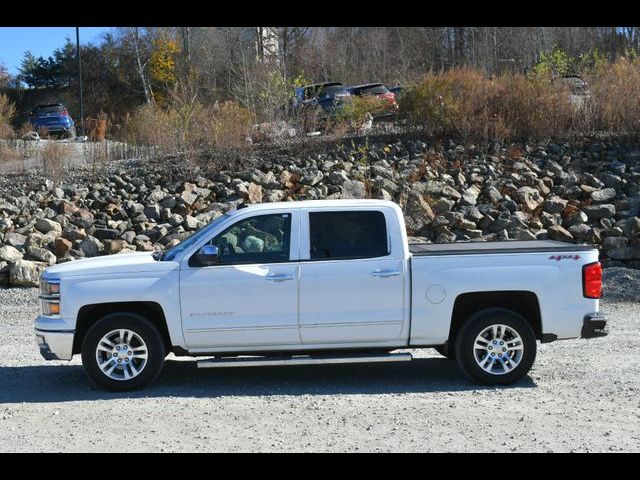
top-left (371, 270), bottom-right (401, 278)
top-left (265, 274), bottom-right (296, 282)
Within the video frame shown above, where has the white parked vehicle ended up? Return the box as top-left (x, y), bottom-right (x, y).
top-left (35, 200), bottom-right (607, 391)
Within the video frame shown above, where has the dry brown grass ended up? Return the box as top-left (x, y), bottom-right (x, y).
top-left (400, 68), bottom-right (574, 144)
top-left (399, 59), bottom-right (640, 143)
top-left (41, 142), bottom-right (67, 184)
top-left (15, 122), bottom-right (35, 139)
top-left (593, 57), bottom-right (640, 138)
top-left (120, 93), bottom-right (254, 170)
top-left (0, 141), bottom-right (22, 168)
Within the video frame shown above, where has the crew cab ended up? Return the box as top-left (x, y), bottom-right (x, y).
top-left (35, 200), bottom-right (607, 391)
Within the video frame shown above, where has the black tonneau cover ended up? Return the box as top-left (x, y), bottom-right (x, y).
top-left (409, 240), bottom-right (595, 256)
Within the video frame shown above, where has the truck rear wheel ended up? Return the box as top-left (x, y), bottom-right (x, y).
top-left (81, 312), bottom-right (166, 391)
top-left (454, 308), bottom-right (536, 385)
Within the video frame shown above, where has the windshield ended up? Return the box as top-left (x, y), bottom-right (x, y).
top-left (162, 213), bottom-right (231, 261)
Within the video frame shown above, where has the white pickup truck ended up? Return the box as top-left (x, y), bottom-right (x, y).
top-left (35, 199), bottom-right (607, 391)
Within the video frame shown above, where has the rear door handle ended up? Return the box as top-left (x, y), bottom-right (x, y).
top-left (265, 274), bottom-right (296, 282)
top-left (371, 270), bottom-right (401, 278)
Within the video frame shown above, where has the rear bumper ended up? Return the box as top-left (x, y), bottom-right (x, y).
top-left (35, 328), bottom-right (74, 360)
top-left (31, 122), bottom-right (73, 132)
top-left (581, 313), bottom-right (608, 339)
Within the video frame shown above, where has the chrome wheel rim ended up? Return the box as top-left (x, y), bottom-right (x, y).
top-left (473, 324), bottom-right (524, 375)
top-left (96, 329), bottom-right (148, 381)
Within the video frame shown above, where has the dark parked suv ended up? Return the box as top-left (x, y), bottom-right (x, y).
top-left (30, 103), bottom-right (76, 138)
top-left (293, 82), bottom-right (351, 116)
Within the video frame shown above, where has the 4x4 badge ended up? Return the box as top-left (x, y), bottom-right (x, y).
top-left (549, 254), bottom-right (581, 261)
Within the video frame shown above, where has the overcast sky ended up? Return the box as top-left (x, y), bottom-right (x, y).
top-left (0, 27), bottom-right (113, 75)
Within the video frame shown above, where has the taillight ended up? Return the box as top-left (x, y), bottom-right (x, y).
top-left (582, 261), bottom-right (602, 299)
top-left (61, 109), bottom-right (69, 116)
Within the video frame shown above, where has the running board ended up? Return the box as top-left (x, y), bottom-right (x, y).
top-left (196, 352), bottom-right (412, 369)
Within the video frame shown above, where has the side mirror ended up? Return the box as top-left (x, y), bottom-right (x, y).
top-left (195, 244), bottom-right (219, 266)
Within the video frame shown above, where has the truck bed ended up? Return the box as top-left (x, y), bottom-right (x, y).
top-left (409, 240), bottom-right (595, 256)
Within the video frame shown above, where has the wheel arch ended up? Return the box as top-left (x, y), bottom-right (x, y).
top-left (447, 291), bottom-right (542, 348)
top-left (73, 302), bottom-right (171, 355)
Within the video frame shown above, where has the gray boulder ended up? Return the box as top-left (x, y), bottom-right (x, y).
top-left (542, 196), bottom-right (568, 214)
top-left (547, 225), bottom-right (574, 242)
top-left (35, 218), bottom-right (62, 234)
top-left (26, 246), bottom-right (57, 266)
top-left (583, 204), bottom-right (616, 221)
top-left (591, 188), bottom-right (616, 203)
top-left (79, 236), bottom-right (104, 257)
top-left (341, 180), bottom-right (367, 199)
top-left (516, 187), bottom-right (543, 211)
top-left (9, 260), bottom-right (46, 287)
top-left (0, 245), bottom-right (23, 263)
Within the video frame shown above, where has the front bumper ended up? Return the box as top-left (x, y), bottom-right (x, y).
top-left (35, 329), bottom-right (74, 360)
top-left (581, 313), bottom-right (608, 339)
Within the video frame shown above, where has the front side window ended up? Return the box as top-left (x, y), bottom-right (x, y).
top-left (309, 211), bottom-right (388, 260)
top-left (209, 213), bottom-right (292, 265)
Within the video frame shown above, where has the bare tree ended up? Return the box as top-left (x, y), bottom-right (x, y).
top-left (125, 27), bottom-right (152, 104)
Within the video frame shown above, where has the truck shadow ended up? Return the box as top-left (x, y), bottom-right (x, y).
top-left (0, 357), bottom-right (536, 404)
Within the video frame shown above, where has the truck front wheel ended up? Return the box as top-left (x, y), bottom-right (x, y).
top-left (454, 308), bottom-right (536, 385)
top-left (81, 313), bottom-right (166, 391)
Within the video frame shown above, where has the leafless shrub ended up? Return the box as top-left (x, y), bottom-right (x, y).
top-left (84, 141), bottom-right (110, 179)
top-left (41, 142), bottom-right (67, 184)
top-left (15, 122), bottom-right (35, 139)
top-left (570, 94), bottom-right (602, 139)
top-left (334, 96), bottom-right (386, 133)
top-left (0, 94), bottom-right (16, 139)
top-left (120, 87), bottom-right (253, 173)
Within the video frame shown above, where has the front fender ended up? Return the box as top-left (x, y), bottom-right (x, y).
top-left (59, 270), bottom-right (184, 348)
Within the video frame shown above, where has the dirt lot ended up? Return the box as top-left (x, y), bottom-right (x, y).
top-left (1, 268), bottom-right (639, 452)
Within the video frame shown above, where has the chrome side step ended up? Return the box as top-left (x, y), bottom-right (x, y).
top-left (197, 352), bottom-right (412, 369)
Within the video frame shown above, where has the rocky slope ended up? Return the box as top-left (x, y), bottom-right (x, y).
top-left (1, 137), bottom-right (639, 287)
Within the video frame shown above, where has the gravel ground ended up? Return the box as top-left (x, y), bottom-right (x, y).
top-left (0, 268), bottom-right (639, 452)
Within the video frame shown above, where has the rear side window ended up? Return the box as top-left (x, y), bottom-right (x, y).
top-left (360, 85), bottom-right (389, 96)
top-left (309, 211), bottom-right (388, 260)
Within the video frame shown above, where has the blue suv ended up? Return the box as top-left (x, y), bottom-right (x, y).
top-left (30, 103), bottom-right (76, 139)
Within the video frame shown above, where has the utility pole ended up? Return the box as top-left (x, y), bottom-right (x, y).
top-left (76, 27), bottom-right (84, 138)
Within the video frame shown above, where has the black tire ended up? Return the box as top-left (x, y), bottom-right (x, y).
top-left (81, 312), bottom-right (166, 391)
top-left (454, 308), bottom-right (536, 385)
top-left (435, 343), bottom-right (456, 360)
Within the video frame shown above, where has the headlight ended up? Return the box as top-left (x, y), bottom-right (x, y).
top-left (40, 278), bottom-right (60, 296)
top-left (39, 278), bottom-right (61, 316)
